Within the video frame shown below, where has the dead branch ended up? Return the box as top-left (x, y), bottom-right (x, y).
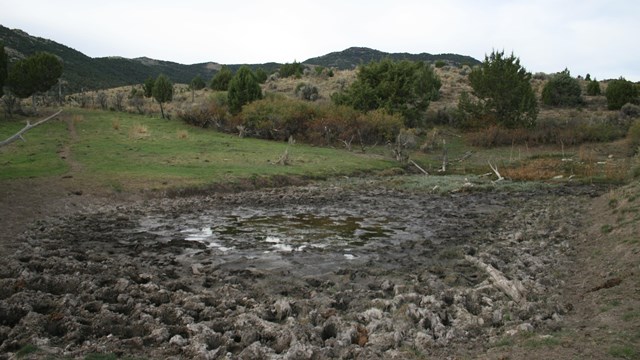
top-left (438, 139), bottom-right (448, 172)
top-left (410, 160), bottom-right (429, 175)
top-left (488, 161), bottom-right (504, 182)
top-left (465, 255), bottom-right (526, 304)
top-left (0, 109), bottom-right (63, 148)
top-left (339, 136), bottom-right (354, 151)
top-left (276, 147), bottom-right (290, 166)
top-left (454, 151), bottom-right (473, 163)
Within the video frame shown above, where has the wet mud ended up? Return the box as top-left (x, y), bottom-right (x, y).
top-left (0, 183), bottom-right (601, 359)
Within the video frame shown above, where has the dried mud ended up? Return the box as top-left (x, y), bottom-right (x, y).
top-left (0, 183), bottom-right (602, 359)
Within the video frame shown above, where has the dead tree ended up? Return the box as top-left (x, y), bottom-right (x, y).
top-left (0, 109), bottom-right (63, 147)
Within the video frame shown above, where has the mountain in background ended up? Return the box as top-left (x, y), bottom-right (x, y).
top-left (0, 25), bottom-right (480, 93)
top-left (304, 47), bottom-right (480, 70)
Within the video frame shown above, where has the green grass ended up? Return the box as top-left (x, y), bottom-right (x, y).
top-left (609, 345), bottom-right (639, 359)
top-left (16, 344), bottom-right (39, 358)
top-left (0, 117), bottom-right (69, 179)
top-left (1, 109), bottom-right (395, 190)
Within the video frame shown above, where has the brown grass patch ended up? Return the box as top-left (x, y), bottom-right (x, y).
top-left (176, 130), bottom-right (189, 139)
top-left (112, 118), bottom-right (121, 131)
top-left (503, 158), bottom-right (565, 180)
top-left (129, 123), bottom-right (150, 139)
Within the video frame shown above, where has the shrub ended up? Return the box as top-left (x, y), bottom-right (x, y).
top-left (627, 120), bottom-right (640, 155)
top-left (586, 79), bottom-right (601, 96)
top-left (620, 103), bottom-right (640, 118)
top-left (541, 69), bottom-right (583, 107)
top-left (178, 93), bottom-right (230, 129)
top-left (434, 60), bottom-right (447, 68)
top-left (606, 78), bottom-right (639, 110)
top-left (239, 96), bottom-right (316, 141)
top-left (295, 83), bottom-right (319, 101)
top-left (210, 66), bottom-right (233, 91)
top-left (279, 61), bottom-right (305, 78)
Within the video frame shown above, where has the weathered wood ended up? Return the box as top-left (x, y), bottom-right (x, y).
top-left (466, 255), bottom-right (526, 303)
top-left (0, 109), bottom-right (63, 148)
top-left (488, 161), bottom-right (504, 182)
top-left (410, 160), bottom-right (429, 175)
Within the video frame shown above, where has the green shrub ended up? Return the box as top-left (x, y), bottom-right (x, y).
top-left (627, 120), bottom-right (640, 155)
top-left (463, 51), bottom-right (538, 128)
top-left (239, 96), bottom-right (317, 141)
top-left (210, 66), bottom-right (233, 91)
top-left (332, 59), bottom-right (441, 128)
top-left (279, 61), bottom-right (305, 78)
top-left (434, 60), bottom-right (447, 68)
top-left (541, 69), bottom-right (583, 107)
top-left (228, 66), bottom-right (262, 114)
top-left (606, 78), bottom-right (639, 110)
top-left (586, 79), bottom-right (601, 96)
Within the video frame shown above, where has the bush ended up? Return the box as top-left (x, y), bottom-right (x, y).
top-left (620, 103), bottom-right (640, 118)
top-left (627, 120), bottom-right (640, 155)
top-left (606, 78), bottom-right (639, 110)
top-left (295, 83), bottom-right (319, 101)
top-left (239, 96), bottom-right (317, 141)
top-left (463, 51), bottom-right (538, 128)
top-left (279, 61), bottom-right (305, 78)
top-left (541, 69), bottom-right (583, 107)
top-left (586, 79), bottom-right (601, 96)
top-left (434, 60), bottom-right (447, 68)
top-left (210, 66), bottom-right (233, 91)
top-left (178, 92), bottom-right (230, 129)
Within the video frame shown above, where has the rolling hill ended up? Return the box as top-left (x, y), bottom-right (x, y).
top-left (0, 25), bottom-right (479, 93)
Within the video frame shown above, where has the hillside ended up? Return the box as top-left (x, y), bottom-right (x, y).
top-left (303, 46), bottom-right (481, 69)
top-left (0, 26), bottom-right (480, 93)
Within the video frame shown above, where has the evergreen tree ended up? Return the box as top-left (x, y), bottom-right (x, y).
top-left (0, 42), bottom-right (7, 97)
top-left (586, 78), bottom-right (601, 96)
top-left (227, 66), bottom-right (262, 114)
top-left (152, 74), bottom-right (173, 119)
top-left (463, 50), bottom-right (537, 128)
top-left (255, 68), bottom-right (268, 84)
top-left (606, 78), bottom-right (639, 110)
top-left (210, 66), bottom-right (233, 91)
top-left (191, 75), bottom-right (206, 90)
top-left (7, 52), bottom-right (63, 111)
top-left (332, 59), bottom-right (441, 127)
top-left (143, 76), bottom-right (155, 98)
top-left (541, 69), bottom-right (583, 107)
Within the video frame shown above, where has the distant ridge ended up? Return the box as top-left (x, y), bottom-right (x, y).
top-left (303, 47), bottom-right (481, 69)
top-left (0, 26), bottom-right (480, 92)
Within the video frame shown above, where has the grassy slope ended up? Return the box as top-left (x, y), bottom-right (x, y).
top-left (0, 109), bottom-right (394, 191)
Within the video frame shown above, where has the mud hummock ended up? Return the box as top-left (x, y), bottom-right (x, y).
top-left (0, 183), bottom-right (600, 359)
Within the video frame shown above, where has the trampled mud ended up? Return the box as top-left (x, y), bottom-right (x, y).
top-left (0, 183), bottom-right (601, 359)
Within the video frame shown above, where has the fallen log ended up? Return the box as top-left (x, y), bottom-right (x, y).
top-left (0, 109), bottom-right (63, 147)
top-left (465, 255), bottom-right (526, 304)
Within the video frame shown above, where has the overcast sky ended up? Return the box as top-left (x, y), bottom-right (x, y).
top-left (1, 0), bottom-right (638, 81)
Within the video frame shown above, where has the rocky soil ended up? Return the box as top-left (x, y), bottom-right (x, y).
top-left (0, 183), bottom-right (603, 359)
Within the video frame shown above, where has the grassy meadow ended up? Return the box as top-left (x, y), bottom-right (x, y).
top-left (0, 108), bottom-right (395, 192)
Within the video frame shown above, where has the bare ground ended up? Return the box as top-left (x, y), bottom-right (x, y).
top-left (1, 173), bottom-right (637, 359)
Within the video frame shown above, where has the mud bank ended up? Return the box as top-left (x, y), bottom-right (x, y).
top-left (0, 183), bottom-right (601, 359)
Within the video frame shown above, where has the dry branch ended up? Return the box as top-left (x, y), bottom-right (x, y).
top-left (466, 255), bottom-right (526, 303)
top-left (410, 160), bottom-right (429, 175)
top-left (488, 161), bottom-right (504, 182)
top-left (0, 109), bottom-right (63, 148)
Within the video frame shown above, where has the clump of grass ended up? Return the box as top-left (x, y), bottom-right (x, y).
top-left (72, 114), bottom-right (84, 124)
top-left (16, 344), bottom-right (39, 358)
top-left (609, 345), bottom-right (638, 359)
top-left (129, 123), bottom-right (150, 139)
top-left (176, 129), bottom-right (189, 139)
top-left (112, 118), bottom-right (121, 131)
top-left (601, 224), bottom-right (614, 234)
